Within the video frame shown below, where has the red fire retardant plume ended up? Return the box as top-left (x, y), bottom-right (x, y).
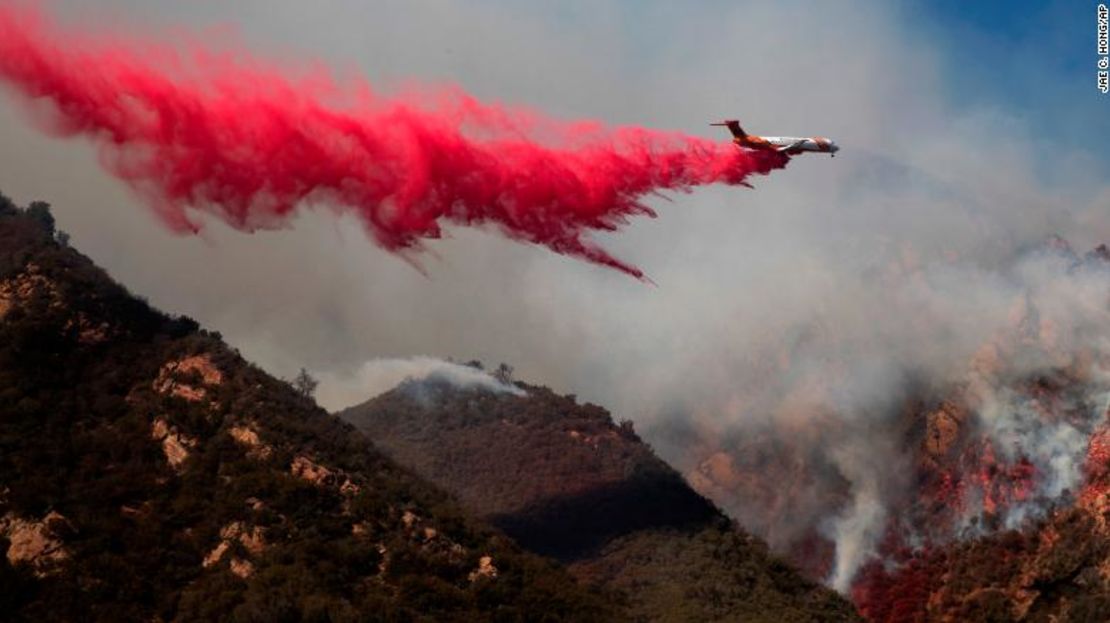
top-left (0, 6), bottom-right (788, 279)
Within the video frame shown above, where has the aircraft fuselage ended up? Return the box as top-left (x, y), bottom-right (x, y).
top-left (711, 120), bottom-right (839, 157)
top-left (746, 136), bottom-right (839, 155)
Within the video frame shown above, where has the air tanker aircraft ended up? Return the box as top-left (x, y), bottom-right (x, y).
top-left (712, 120), bottom-right (839, 157)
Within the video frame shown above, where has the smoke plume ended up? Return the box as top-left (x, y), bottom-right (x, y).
top-left (678, 243), bottom-right (1110, 593)
top-left (0, 4), bottom-right (785, 279)
top-left (316, 356), bottom-right (522, 410)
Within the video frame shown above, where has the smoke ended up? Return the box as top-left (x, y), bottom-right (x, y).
top-left (823, 438), bottom-right (896, 593)
top-left (659, 238), bottom-right (1110, 592)
top-left (0, 4), bottom-right (785, 280)
top-left (712, 246), bottom-right (1110, 591)
top-left (976, 387), bottom-right (1101, 527)
top-left (316, 356), bottom-right (522, 409)
top-left (0, 0), bottom-right (1106, 599)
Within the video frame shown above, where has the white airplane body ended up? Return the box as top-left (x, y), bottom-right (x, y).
top-left (711, 120), bottom-right (839, 157)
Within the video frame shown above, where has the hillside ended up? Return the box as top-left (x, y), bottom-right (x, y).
top-left (0, 196), bottom-right (620, 622)
top-left (676, 241), bottom-right (1110, 621)
top-left (851, 350), bottom-right (1110, 621)
top-left (339, 377), bottom-right (861, 622)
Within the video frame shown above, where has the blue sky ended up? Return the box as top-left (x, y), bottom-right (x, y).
top-left (909, 0), bottom-right (1108, 172)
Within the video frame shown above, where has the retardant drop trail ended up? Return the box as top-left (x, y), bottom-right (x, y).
top-left (0, 5), bottom-right (788, 278)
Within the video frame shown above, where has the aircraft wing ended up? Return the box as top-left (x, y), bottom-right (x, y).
top-left (776, 140), bottom-right (806, 153)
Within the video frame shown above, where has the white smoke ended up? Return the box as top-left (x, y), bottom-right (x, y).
top-left (823, 439), bottom-right (895, 592)
top-left (820, 249), bottom-right (1110, 587)
top-left (977, 386), bottom-right (1105, 530)
top-left (316, 356), bottom-right (523, 409)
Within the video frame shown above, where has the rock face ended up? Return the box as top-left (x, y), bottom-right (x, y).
top-left (340, 379), bottom-right (861, 622)
top-left (468, 555), bottom-right (498, 582)
top-left (289, 454), bottom-right (337, 486)
top-left (0, 201), bottom-right (619, 621)
top-left (1, 511), bottom-right (69, 575)
top-left (151, 416), bottom-right (198, 472)
top-left (228, 422), bottom-right (273, 460)
top-left (0, 262), bottom-right (62, 321)
top-left (202, 522), bottom-right (266, 578)
top-left (153, 354), bottom-right (223, 402)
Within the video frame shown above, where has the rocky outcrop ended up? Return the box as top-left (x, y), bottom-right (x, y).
top-left (228, 557), bottom-right (254, 579)
top-left (922, 401), bottom-right (965, 463)
top-left (0, 263), bottom-right (62, 320)
top-left (64, 311), bottom-right (110, 345)
top-left (290, 455), bottom-right (360, 496)
top-left (151, 417), bottom-right (197, 472)
top-left (468, 555), bottom-right (498, 582)
top-left (1, 511), bottom-right (70, 576)
top-left (202, 522), bottom-right (266, 579)
top-left (228, 422), bottom-right (274, 460)
top-left (153, 354), bottom-right (223, 402)
top-left (290, 454), bottom-right (335, 486)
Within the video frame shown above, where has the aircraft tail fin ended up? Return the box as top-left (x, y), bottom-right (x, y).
top-left (710, 119), bottom-right (746, 139)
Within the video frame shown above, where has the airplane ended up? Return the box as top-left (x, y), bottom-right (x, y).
top-left (711, 120), bottom-right (839, 157)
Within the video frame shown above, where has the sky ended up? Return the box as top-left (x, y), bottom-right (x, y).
top-left (0, 0), bottom-right (1107, 591)
top-left (0, 0), bottom-right (1104, 409)
top-left (908, 0), bottom-right (1109, 174)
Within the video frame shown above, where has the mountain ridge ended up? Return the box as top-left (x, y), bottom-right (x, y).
top-left (0, 196), bottom-right (622, 621)
top-left (339, 375), bottom-right (861, 622)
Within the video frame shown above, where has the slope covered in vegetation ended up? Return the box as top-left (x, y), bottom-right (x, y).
top-left (340, 378), bottom-right (860, 622)
top-left (0, 196), bottom-right (619, 622)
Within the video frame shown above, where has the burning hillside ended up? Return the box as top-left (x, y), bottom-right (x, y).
top-left (664, 240), bottom-right (1110, 618)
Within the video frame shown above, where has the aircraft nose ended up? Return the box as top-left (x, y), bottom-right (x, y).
top-left (830, 141), bottom-right (839, 153)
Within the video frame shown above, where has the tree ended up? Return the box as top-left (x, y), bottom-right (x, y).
top-left (618, 419), bottom-right (637, 438)
top-left (0, 191), bottom-right (16, 216)
top-left (293, 368), bottom-right (319, 399)
top-left (25, 201), bottom-right (55, 235)
top-left (55, 230), bottom-right (71, 248)
top-left (494, 363), bottom-right (514, 384)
